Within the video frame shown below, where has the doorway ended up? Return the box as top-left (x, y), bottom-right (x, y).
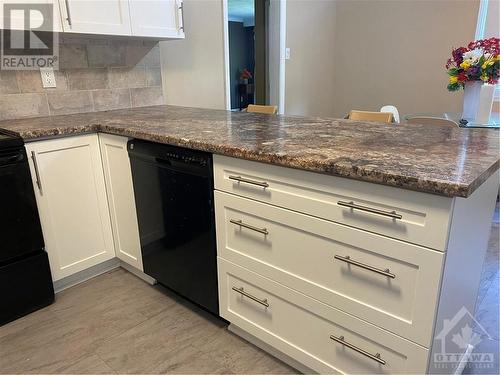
top-left (223, 0), bottom-right (285, 112)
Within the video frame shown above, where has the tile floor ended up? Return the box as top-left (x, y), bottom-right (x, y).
top-left (0, 205), bottom-right (498, 374)
top-left (465, 203), bottom-right (500, 375)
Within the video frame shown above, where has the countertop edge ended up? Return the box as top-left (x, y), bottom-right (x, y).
top-left (6, 122), bottom-right (498, 199)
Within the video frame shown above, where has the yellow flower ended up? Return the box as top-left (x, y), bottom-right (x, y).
top-left (460, 61), bottom-right (471, 70)
top-left (482, 58), bottom-right (494, 69)
top-left (449, 76), bottom-right (458, 84)
top-left (480, 73), bottom-right (489, 82)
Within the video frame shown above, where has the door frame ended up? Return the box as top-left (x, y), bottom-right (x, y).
top-left (222, 0), bottom-right (286, 113)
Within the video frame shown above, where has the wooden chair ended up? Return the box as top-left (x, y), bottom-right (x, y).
top-left (348, 110), bottom-right (393, 123)
top-left (246, 104), bottom-right (278, 115)
top-left (406, 116), bottom-right (458, 127)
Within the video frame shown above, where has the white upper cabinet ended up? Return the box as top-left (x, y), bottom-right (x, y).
top-left (58, 0), bottom-right (132, 36)
top-left (129, 0), bottom-right (184, 38)
top-left (1, 0), bottom-right (185, 38)
top-left (0, 0), bottom-right (63, 31)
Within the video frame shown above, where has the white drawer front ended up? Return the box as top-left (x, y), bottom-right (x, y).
top-left (215, 191), bottom-right (443, 347)
top-left (219, 258), bottom-right (429, 374)
top-left (213, 155), bottom-right (452, 251)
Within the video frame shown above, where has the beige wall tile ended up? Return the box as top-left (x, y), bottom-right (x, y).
top-left (130, 87), bottom-right (164, 107)
top-left (0, 39), bottom-right (163, 119)
top-left (0, 93), bottom-right (48, 120)
top-left (59, 45), bottom-right (88, 69)
top-left (92, 89), bottom-right (131, 112)
top-left (47, 91), bottom-right (93, 115)
top-left (16, 70), bottom-right (68, 93)
top-left (68, 69), bottom-right (108, 90)
top-left (108, 67), bottom-right (146, 89)
top-left (125, 44), bottom-right (155, 67)
top-left (146, 68), bottom-right (162, 87)
top-left (0, 71), bottom-right (19, 94)
top-left (141, 46), bottom-right (161, 68)
top-left (87, 45), bottom-right (126, 68)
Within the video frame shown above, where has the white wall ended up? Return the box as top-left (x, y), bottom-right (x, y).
top-left (283, 0), bottom-right (480, 118)
top-left (160, 0), bottom-right (227, 110)
top-left (284, 0), bottom-right (336, 117)
top-left (330, 0), bottom-right (479, 118)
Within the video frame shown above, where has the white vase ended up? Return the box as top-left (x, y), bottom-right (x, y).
top-left (463, 81), bottom-right (495, 124)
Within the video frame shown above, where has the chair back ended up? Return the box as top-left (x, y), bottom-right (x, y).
top-left (246, 104), bottom-right (278, 115)
top-left (348, 110), bottom-right (393, 123)
top-left (406, 116), bottom-right (458, 127)
top-left (380, 105), bottom-right (400, 123)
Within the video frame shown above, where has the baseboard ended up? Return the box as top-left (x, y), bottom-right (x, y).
top-left (454, 344), bottom-right (474, 375)
top-left (228, 324), bottom-right (316, 374)
top-left (119, 261), bottom-right (156, 285)
top-left (53, 258), bottom-right (120, 293)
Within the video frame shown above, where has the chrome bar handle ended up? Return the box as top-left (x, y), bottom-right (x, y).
top-left (31, 151), bottom-right (43, 194)
top-left (330, 335), bottom-right (386, 365)
top-left (228, 175), bottom-right (269, 188)
top-left (232, 286), bottom-right (269, 307)
top-left (337, 200), bottom-right (402, 220)
top-left (334, 255), bottom-right (395, 279)
top-left (230, 219), bottom-right (268, 235)
top-left (178, 0), bottom-right (185, 31)
top-left (64, 0), bottom-right (72, 26)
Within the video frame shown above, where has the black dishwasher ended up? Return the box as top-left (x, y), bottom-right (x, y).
top-left (128, 140), bottom-right (218, 315)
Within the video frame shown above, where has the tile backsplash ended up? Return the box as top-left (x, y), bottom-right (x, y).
top-left (0, 36), bottom-right (164, 121)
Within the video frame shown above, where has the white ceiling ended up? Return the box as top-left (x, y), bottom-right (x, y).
top-left (228, 0), bottom-right (255, 26)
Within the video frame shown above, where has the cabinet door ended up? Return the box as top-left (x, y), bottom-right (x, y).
top-left (0, 0), bottom-right (62, 31)
top-left (129, 0), bottom-right (184, 38)
top-left (25, 135), bottom-right (115, 281)
top-left (99, 134), bottom-right (143, 271)
top-left (58, 0), bottom-right (131, 35)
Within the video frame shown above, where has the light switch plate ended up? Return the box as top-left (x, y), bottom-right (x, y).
top-left (40, 68), bottom-right (56, 88)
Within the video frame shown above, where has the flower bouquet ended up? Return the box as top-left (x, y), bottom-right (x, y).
top-left (240, 68), bottom-right (252, 84)
top-left (446, 37), bottom-right (499, 123)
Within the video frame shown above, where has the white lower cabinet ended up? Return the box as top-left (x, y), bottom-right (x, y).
top-left (99, 134), bottom-right (143, 271)
top-left (218, 258), bottom-right (429, 374)
top-left (25, 134), bottom-right (115, 281)
top-left (215, 191), bottom-right (444, 347)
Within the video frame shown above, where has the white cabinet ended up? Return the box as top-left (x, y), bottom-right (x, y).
top-left (0, 0), bottom-right (62, 31)
top-left (58, 0), bottom-right (132, 35)
top-left (25, 134), bottom-right (115, 281)
top-left (1, 0), bottom-right (185, 38)
top-left (129, 0), bottom-right (184, 38)
top-left (99, 134), bottom-right (143, 271)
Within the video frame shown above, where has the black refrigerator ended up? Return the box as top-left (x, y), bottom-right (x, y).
top-left (0, 130), bottom-right (54, 326)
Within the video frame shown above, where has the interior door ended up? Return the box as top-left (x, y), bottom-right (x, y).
top-left (25, 134), bottom-right (115, 281)
top-left (129, 0), bottom-right (184, 38)
top-left (59, 0), bottom-right (131, 35)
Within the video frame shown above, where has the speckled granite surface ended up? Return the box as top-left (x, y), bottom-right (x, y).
top-left (0, 105), bottom-right (498, 197)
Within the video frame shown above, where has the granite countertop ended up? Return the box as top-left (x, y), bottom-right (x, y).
top-left (0, 105), bottom-right (498, 198)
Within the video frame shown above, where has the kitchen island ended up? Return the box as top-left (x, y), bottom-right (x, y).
top-left (1, 105), bottom-right (498, 374)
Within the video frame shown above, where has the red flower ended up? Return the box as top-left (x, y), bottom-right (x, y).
top-left (457, 72), bottom-right (468, 82)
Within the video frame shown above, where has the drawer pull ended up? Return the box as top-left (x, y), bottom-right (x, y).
top-left (229, 175), bottom-right (269, 188)
top-left (230, 219), bottom-right (269, 235)
top-left (330, 335), bottom-right (386, 365)
top-left (337, 200), bottom-right (402, 220)
top-left (31, 151), bottom-right (43, 194)
top-left (232, 286), bottom-right (269, 307)
top-left (334, 255), bottom-right (396, 279)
